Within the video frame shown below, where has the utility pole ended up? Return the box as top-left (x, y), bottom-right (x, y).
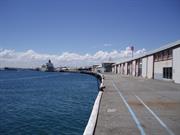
top-left (131, 46), bottom-right (134, 58)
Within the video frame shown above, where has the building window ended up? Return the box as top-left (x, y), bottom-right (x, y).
top-left (154, 54), bottom-right (158, 61)
top-left (158, 52), bottom-right (163, 61)
top-left (154, 49), bottom-right (173, 62)
top-left (163, 50), bottom-right (168, 60)
top-left (167, 49), bottom-right (172, 59)
top-left (163, 67), bottom-right (172, 79)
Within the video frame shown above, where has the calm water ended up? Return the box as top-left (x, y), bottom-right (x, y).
top-left (0, 70), bottom-right (99, 135)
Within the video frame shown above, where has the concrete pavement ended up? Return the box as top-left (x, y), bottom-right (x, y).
top-left (94, 74), bottom-right (180, 135)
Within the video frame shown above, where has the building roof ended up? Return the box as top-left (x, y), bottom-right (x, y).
top-left (115, 40), bottom-right (180, 65)
top-left (102, 62), bottom-right (115, 64)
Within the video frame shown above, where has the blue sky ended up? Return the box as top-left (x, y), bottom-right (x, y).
top-left (0, 0), bottom-right (180, 54)
top-left (0, 0), bottom-right (180, 67)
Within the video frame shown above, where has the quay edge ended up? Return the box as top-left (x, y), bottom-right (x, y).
top-left (82, 71), bottom-right (105, 135)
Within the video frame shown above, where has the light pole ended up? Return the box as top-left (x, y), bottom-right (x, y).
top-left (131, 46), bottom-right (134, 58)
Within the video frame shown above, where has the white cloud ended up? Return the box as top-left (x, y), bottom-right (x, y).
top-left (0, 47), bottom-right (146, 68)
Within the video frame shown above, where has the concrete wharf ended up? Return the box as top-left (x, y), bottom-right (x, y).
top-left (94, 73), bottom-right (180, 135)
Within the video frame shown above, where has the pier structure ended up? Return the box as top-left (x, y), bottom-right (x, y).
top-left (84, 40), bottom-right (180, 135)
top-left (83, 72), bottom-right (104, 135)
top-left (94, 73), bottom-right (180, 135)
top-left (112, 40), bottom-right (180, 84)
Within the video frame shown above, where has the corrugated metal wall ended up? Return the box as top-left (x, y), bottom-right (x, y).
top-left (173, 47), bottom-right (180, 83)
top-left (147, 55), bottom-right (153, 79)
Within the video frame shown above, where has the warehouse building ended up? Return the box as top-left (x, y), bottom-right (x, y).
top-left (112, 40), bottom-right (180, 83)
top-left (102, 62), bottom-right (115, 72)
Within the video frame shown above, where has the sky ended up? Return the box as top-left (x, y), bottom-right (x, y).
top-left (0, 0), bottom-right (180, 67)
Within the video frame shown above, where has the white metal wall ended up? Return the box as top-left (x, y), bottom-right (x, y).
top-left (118, 65), bottom-right (121, 74)
top-left (147, 55), bottom-right (153, 79)
top-left (124, 63), bottom-right (127, 75)
top-left (142, 57), bottom-right (147, 78)
top-left (154, 60), bottom-right (172, 80)
top-left (173, 47), bottom-right (180, 83)
top-left (132, 60), bottom-right (136, 76)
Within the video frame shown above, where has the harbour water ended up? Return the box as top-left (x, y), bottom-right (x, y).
top-left (0, 70), bottom-right (99, 135)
